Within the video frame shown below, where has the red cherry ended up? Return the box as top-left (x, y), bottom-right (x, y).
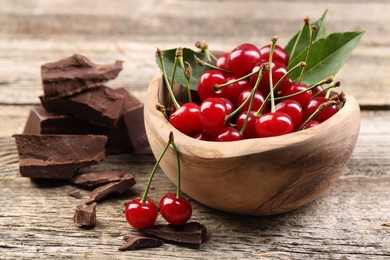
top-left (304, 97), bottom-right (339, 122)
top-left (236, 89), bottom-right (268, 112)
top-left (281, 82), bottom-right (312, 107)
top-left (200, 98), bottom-right (227, 135)
top-left (259, 44), bottom-right (290, 66)
top-left (198, 70), bottom-right (227, 101)
top-left (250, 61), bottom-right (289, 95)
top-left (255, 112), bottom-right (294, 138)
top-left (275, 99), bottom-right (303, 131)
top-left (159, 193), bottom-right (192, 226)
top-left (228, 43), bottom-right (261, 77)
top-left (236, 111), bottom-right (258, 139)
top-left (215, 53), bottom-right (230, 72)
top-left (169, 102), bottom-right (201, 135)
top-left (224, 76), bottom-right (251, 104)
top-left (220, 98), bottom-right (235, 115)
top-left (216, 127), bottom-right (243, 142)
top-left (125, 198), bottom-right (158, 229)
top-left (301, 119), bottom-right (320, 130)
top-left (311, 85), bottom-right (327, 97)
top-left (189, 130), bottom-right (216, 141)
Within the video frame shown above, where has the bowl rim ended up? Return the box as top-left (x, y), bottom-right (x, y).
top-left (145, 73), bottom-right (361, 158)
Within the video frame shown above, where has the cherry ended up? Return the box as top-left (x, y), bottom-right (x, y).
top-left (197, 70), bottom-right (227, 101)
top-left (311, 84), bottom-right (327, 97)
top-left (228, 43), bottom-right (261, 77)
top-left (236, 111), bottom-right (258, 139)
top-left (275, 99), bottom-right (303, 131)
top-left (304, 97), bottom-right (339, 122)
top-left (125, 132), bottom-right (175, 229)
top-left (215, 52), bottom-right (230, 72)
top-left (169, 102), bottom-right (201, 135)
top-left (200, 98), bottom-right (227, 135)
top-left (236, 89), bottom-right (267, 112)
top-left (221, 98), bottom-right (235, 116)
top-left (125, 198), bottom-right (158, 229)
top-left (216, 127), bottom-right (243, 142)
top-left (159, 134), bottom-right (192, 225)
top-left (255, 111), bottom-right (294, 138)
top-left (224, 76), bottom-right (251, 104)
top-left (280, 82), bottom-right (312, 108)
top-left (159, 194), bottom-right (192, 226)
top-left (300, 119), bottom-right (320, 130)
top-left (189, 130), bottom-right (216, 141)
top-left (259, 44), bottom-right (290, 66)
top-left (250, 61), bottom-right (289, 95)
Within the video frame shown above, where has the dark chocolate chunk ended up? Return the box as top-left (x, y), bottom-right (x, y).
top-left (141, 222), bottom-right (207, 247)
top-left (13, 134), bottom-right (107, 179)
top-left (23, 105), bottom-right (133, 154)
top-left (68, 189), bottom-right (82, 199)
top-left (123, 105), bottom-right (149, 152)
top-left (87, 175), bottom-right (136, 203)
top-left (71, 171), bottom-right (135, 188)
top-left (40, 86), bottom-right (125, 128)
top-left (41, 54), bottom-right (123, 98)
top-left (73, 203), bottom-right (97, 227)
top-left (118, 236), bottom-right (163, 251)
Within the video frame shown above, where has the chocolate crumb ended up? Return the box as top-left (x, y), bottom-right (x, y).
top-left (68, 189), bottom-right (82, 199)
top-left (118, 236), bottom-right (163, 251)
top-left (73, 203), bottom-right (97, 227)
top-left (87, 175), bottom-right (136, 203)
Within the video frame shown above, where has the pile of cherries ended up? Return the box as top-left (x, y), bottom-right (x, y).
top-left (159, 38), bottom-right (344, 142)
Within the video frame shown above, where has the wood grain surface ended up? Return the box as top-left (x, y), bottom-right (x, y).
top-left (0, 0), bottom-right (389, 259)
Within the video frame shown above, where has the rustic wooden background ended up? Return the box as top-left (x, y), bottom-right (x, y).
top-left (0, 0), bottom-right (389, 259)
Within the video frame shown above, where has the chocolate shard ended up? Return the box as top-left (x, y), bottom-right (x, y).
top-left (73, 203), bottom-right (97, 227)
top-left (23, 105), bottom-right (133, 154)
top-left (123, 105), bottom-right (149, 152)
top-left (87, 175), bottom-right (136, 203)
top-left (141, 222), bottom-right (207, 247)
top-left (41, 54), bottom-right (123, 98)
top-left (68, 189), bottom-right (82, 199)
top-left (40, 86), bottom-right (125, 128)
top-left (118, 236), bottom-right (163, 251)
top-left (71, 171), bottom-right (135, 188)
top-left (13, 134), bottom-right (107, 179)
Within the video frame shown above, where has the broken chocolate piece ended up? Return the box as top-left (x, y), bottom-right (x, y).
top-left (118, 236), bottom-right (163, 251)
top-left (13, 134), bottom-right (107, 179)
top-left (41, 54), bottom-right (123, 98)
top-left (71, 171), bottom-right (135, 188)
top-left (73, 203), bottom-right (97, 227)
top-left (141, 222), bottom-right (207, 247)
top-left (87, 175), bottom-right (136, 203)
top-left (23, 105), bottom-right (133, 154)
top-left (123, 105), bottom-right (149, 152)
top-left (40, 86), bottom-right (125, 128)
top-left (68, 189), bottom-right (82, 199)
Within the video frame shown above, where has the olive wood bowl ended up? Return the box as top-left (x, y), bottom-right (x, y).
top-left (144, 73), bottom-right (361, 216)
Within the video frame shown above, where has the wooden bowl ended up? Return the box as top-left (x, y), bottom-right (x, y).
top-left (144, 73), bottom-right (361, 216)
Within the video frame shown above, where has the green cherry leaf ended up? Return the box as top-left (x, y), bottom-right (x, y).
top-left (156, 47), bottom-right (210, 91)
top-left (288, 31), bottom-right (365, 85)
top-left (285, 9), bottom-right (328, 62)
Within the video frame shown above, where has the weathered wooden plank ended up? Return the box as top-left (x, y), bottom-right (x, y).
top-left (0, 110), bottom-right (389, 258)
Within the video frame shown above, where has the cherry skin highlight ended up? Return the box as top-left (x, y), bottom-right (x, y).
top-left (216, 127), bottom-right (243, 142)
top-left (169, 102), bottom-right (201, 135)
top-left (255, 112), bottom-right (294, 138)
top-left (198, 70), bottom-right (227, 101)
top-left (228, 43), bottom-right (261, 77)
top-left (200, 98), bottom-right (227, 135)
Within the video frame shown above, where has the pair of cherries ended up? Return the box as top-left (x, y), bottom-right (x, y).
top-left (165, 39), bottom-right (341, 141)
top-left (125, 132), bottom-right (192, 229)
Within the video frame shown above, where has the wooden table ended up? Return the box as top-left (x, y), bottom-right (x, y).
top-left (1, 1), bottom-right (389, 259)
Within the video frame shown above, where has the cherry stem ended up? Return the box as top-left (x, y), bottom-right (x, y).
top-left (312, 78), bottom-right (340, 98)
top-left (141, 132), bottom-right (173, 204)
top-left (239, 66), bottom-right (263, 136)
top-left (290, 16), bottom-right (310, 61)
top-left (194, 55), bottom-right (232, 74)
top-left (156, 48), bottom-right (180, 110)
top-left (214, 68), bottom-right (260, 89)
top-left (195, 40), bottom-right (214, 62)
top-left (298, 25), bottom-right (318, 83)
top-left (177, 49), bottom-right (192, 103)
top-left (169, 134), bottom-right (182, 199)
top-left (254, 61), bottom-right (307, 117)
top-left (269, 36), bottom-right (278, 113)
top-left (156, 104), bottom-right (168, 119)
top-left (299, 100), bottom-right (337, 130)
top-left (224, 65), bottom-right (264, 121)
